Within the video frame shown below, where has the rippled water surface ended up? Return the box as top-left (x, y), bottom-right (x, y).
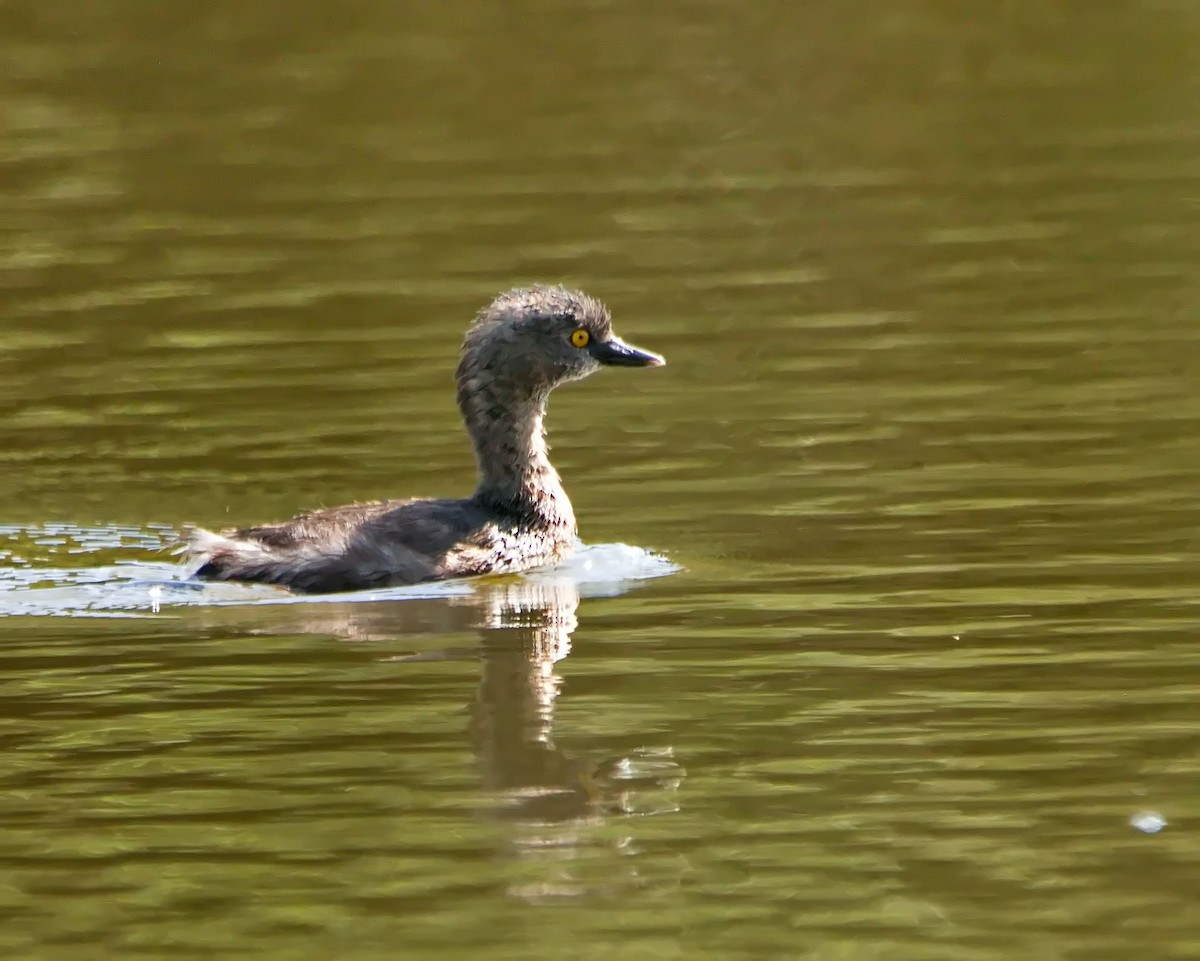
top-left (4, 2), bottom-right (1200, 958)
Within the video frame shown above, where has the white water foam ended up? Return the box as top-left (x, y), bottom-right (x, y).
top-left (0, 525), bottom-right (680, 618)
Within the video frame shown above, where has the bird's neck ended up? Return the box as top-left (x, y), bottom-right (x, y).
top-left (457, 377), bottom-right (575, 532)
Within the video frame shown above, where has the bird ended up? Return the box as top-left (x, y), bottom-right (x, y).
top-left (185, 285), bottom-right (665, 594)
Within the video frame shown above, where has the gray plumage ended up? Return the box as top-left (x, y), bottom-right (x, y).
top-left (186, 286), bottom-right (664, 593)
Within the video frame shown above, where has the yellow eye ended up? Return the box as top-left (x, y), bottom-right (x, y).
top-left (570, 328), bottom-right (590, 348)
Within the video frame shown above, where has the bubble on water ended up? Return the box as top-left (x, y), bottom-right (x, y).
top-left (1129, 810), bottom-right (1166, 834)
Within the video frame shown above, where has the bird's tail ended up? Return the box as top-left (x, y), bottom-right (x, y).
top-left (179, 526), bottom-right (272, 580)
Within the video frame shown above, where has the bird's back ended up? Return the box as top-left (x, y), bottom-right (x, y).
top-left (188, 496), bottom-right (573, 594)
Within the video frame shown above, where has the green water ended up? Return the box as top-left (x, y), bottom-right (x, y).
top-left (4, 1), bottom-right (1200, 958)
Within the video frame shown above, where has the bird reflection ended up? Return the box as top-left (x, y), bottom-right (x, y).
top-left (197, 573), bottom-right (684, 837)
top-left (468, 577), bottom-right (584, 820)
top-left (460, 576), bottom-right (684, 899)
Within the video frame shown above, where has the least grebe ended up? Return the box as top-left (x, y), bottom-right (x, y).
top-left (187, 286), bottom-right (664, 593)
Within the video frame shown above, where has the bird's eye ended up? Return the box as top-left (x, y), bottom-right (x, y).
top-left (570, 328), bottom-right (590, 348)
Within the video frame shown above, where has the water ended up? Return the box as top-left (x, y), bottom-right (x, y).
top-left (4, 1), bottom-right (1200, 958)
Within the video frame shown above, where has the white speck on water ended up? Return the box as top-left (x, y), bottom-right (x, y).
top-left (1129, 810), bottom-right (1166, 834)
